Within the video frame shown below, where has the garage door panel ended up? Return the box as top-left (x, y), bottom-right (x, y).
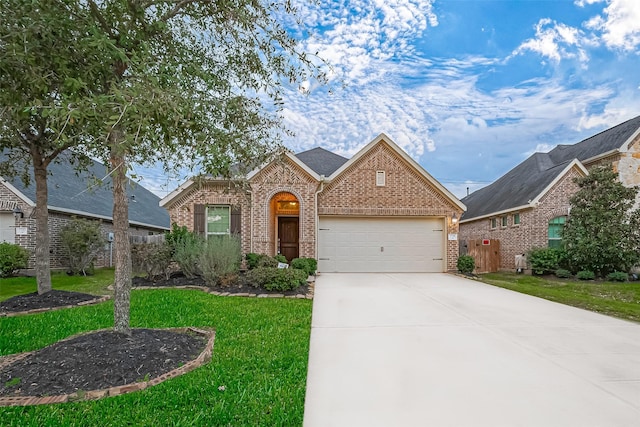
top-left (318, 217), bottom-right (444, 273)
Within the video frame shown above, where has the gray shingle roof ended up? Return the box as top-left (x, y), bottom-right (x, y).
top-left (461, 114), bottom-right (640, 221)
top-left (295, 147), bottom-right (349, 176)
top-left (2, 151), bottom-right (169, 229)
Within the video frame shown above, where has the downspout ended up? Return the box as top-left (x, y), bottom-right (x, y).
top-left (314, 175), bottom-right (325, 261)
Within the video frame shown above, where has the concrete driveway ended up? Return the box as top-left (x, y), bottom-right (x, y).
top-left (303, 273), bottom-right (640, 427)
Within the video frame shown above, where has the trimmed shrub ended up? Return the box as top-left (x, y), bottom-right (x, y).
top-left (172, 234), bottom-right (204, 278)
top-left (0, 242), bottom-right (29, 277)
top-left (257, 254), bottom-right (278, 268)
top-left (165, 223), bottom-right (193, 253)
top-left (198, 235), bottom-right (242, 286)
top-left (528, 248), bottom-right (566, 275)
top-left (245, 267), bottom-right (307, 292)
top-left (456, 255), bottom-right (475, 274)
top-left (291, 257), bottom-right (317, 276)
top-left (576, 270), bottom-right (595, 280)
top-left (60, 218), bottom-right (105, 275)
top-left (606, 271), bottom-right (628, 282)
top-left (554, 269), bottom-right (572, 278)
top-left (245, 252), bottom-right (260, 270)
top-left (275, 254), bottom-right (288, 263)
top-left (131, 242), bottom-right (173, 280)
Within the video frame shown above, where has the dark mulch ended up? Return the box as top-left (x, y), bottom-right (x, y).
top-left (0, 329), bottom-right (207, 397)
top-left (132, 271), bottom-right (310, 296)
top-left (0, 290), bottom-right (98, 314)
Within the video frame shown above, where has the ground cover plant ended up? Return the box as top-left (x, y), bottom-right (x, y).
top-left (0, 287), bottom-right (312, 425)
top-left (479, 272), bottom-right (640, 322)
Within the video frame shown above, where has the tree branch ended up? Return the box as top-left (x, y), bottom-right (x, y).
top-left (161, 0), bottom-right (202, 22)
top-left (88, 0), bottom-right (116, 38)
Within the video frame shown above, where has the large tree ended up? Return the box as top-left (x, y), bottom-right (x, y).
top-left (2, 0), bottom-right (325, 334)
top-left (562, 166), bottom-right (640, 276)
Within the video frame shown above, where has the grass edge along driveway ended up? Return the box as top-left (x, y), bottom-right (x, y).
top-left (479, 272), bottom-right (640, 323)
top-left (0, 288), bottom-right (312, 426)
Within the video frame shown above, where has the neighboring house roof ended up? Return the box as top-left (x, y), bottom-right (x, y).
top-left (295, 147), bottom-right (349, 176)
top-left (0, 151), bottom-right (169, 230)
top-left (547, 114), bottom-right (640, 164)
top-left (461, 115), bottom-right (640, 222)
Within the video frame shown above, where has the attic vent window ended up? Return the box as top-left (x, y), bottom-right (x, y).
top-left (376, 170), bottom-right (386, 186)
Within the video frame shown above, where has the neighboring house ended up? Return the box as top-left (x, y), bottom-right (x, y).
top-left (459, 114), bottom-right (640, 270)
top-left (161, 134), bottom-right (466, 273)
top-left (0, 151), bottom-right (170, 270)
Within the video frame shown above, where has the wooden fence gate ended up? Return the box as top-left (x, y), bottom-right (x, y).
top-left (461, 239), bottom-right (500, 273)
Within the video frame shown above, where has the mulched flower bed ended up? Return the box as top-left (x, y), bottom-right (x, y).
top-left (0, 329), bottom-right (207, 398)
top-left (132, 271), bottom-right (311, 296)
top-left (0, 290), bottom-right (99, 314)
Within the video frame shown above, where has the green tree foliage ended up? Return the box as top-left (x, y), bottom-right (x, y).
top-left (60, 218), bottom-right (106, 276)
top-left (562, 167), bottom-right (640, 276)
top-left (2, 0), bottom-right (326, 334)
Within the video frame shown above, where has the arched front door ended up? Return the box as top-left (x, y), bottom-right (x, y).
top-left (272, 192), bottom-right (299, 262)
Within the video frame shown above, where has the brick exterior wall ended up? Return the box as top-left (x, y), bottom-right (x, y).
top-left (165, 141), bottom-right (463, 271)
top-left (459, 167), bottom-right (583, 270)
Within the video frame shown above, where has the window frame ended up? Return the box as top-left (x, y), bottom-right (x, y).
top-left (547, 216), bottom-right (566, 248)
top-left (206, 205), bottom-right (231, 237)
top-left (513, 213), bottom-right (520, 226)
top-left (490, 218), bottom-right (497, 229)
top-left (501, 215), bottom-right (508, 228)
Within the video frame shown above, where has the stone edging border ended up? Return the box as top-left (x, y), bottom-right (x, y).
top-left (0, 326), bottom-right (216, 407)
top-left (0, 295), bottom-right (112, 318)
top-left (129, 282), bottom-right (315, 300)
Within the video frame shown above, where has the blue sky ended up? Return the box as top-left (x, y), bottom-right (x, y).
top-left (139, 0), bottom-right (640, 199)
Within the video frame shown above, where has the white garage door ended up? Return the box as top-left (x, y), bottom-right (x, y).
top-left (0, 213), bottom-right (14, 243)
top-left (318, 217), bottom-right (445, 273)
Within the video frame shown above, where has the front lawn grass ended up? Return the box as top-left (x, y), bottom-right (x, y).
top-left (0, 287), bottom-right (312, 426)
top-left (0, 268), bottom-right (115, 301)
top-left (479, 272), bottom-right (640, 322)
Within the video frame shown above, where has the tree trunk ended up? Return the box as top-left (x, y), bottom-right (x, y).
top-left (33, 155), bottom-right (52, 295)
top-left (110, 134), bottom-right (132, 336)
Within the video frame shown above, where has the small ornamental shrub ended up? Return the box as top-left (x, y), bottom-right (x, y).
top-left (245, 267), bottom-right (307, 291)
top-left (576, 270), bottom-right (595, 280)
top-left (172, 235), bottom-right (204, 278)
top-left (275, 254), bottom-right (287, 264)
top-left (554, 269), bottom-right (572, 279)
top-left (245, 253), bottom-right (260, 270)
top-left (60, 218), bottom-right (105, 275)
top-left (291, 257), bottom-right (317, 276)
top-left (257, 254), bottom-right (278, 268)
top-left (165, 223), bottom-right (193, 253)
top-left (131, 242), bottom-right (173, 280)
top-left (199, 235), bottom-right (242, 286)
top-left (456, 255), bottom-right (475, 274)
top-left (528, 248), bottom-right (566, 275)
top-left (606, 271), bottom-right (628, 282)
top-left (0, 242), bottom-right (29, 277)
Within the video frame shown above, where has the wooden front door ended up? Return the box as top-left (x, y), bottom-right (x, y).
top-left (278, 217), bottom-right (299, 262)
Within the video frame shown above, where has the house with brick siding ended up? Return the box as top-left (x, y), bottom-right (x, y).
top-left (0, 151), bottom-right (170, 270)
top-left (161, 134), bottom-right (466, 273)
top-left (459, 114), bottom-right (640, 271)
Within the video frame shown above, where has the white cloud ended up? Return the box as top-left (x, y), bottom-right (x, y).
top-left (512, 19), bottom-right (588, 64)
top-left (584, 0), bottom-right (640, 51)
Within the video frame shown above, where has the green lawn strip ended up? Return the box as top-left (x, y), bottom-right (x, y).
top-left (0, 289), bottom-right (312, 426)
top-left (0, 269), bottom-right (115, 302)
top-left (479, 273), bottom-right (640, 322)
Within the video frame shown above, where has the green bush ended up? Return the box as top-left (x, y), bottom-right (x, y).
top-left (456, 255), bottom-right (475, 274)
top-left (275, 254), bottom-right (288, 263)
top-left (257, 254), bottom-right (278, 268)
top-left (576, 270), bottom-right (595, 280)
top-left (131, 242), bottom-right (173, 280)
top-left (165, 223), bottom-right (194, 253)
top-left (60, 218), bottom-right (105, 275)
top-left (555, 269), bottom-right (572, 278)
top-left (528, 247), bottom-right (566, 275)
top-left (606, 271), bottom-right (628, 282)
top-left (291, 257), bottom-right (317, 276)
top-left (198, 235), bottom-right (241, 286)
top-left (0, 242), bottom-right (29, 277)
top-left (245, 252), bottom-right (260, 270)
top-left (172, 234), bottom-right (204, 278)
top-left (244, 267), bottom-right (307, 292)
